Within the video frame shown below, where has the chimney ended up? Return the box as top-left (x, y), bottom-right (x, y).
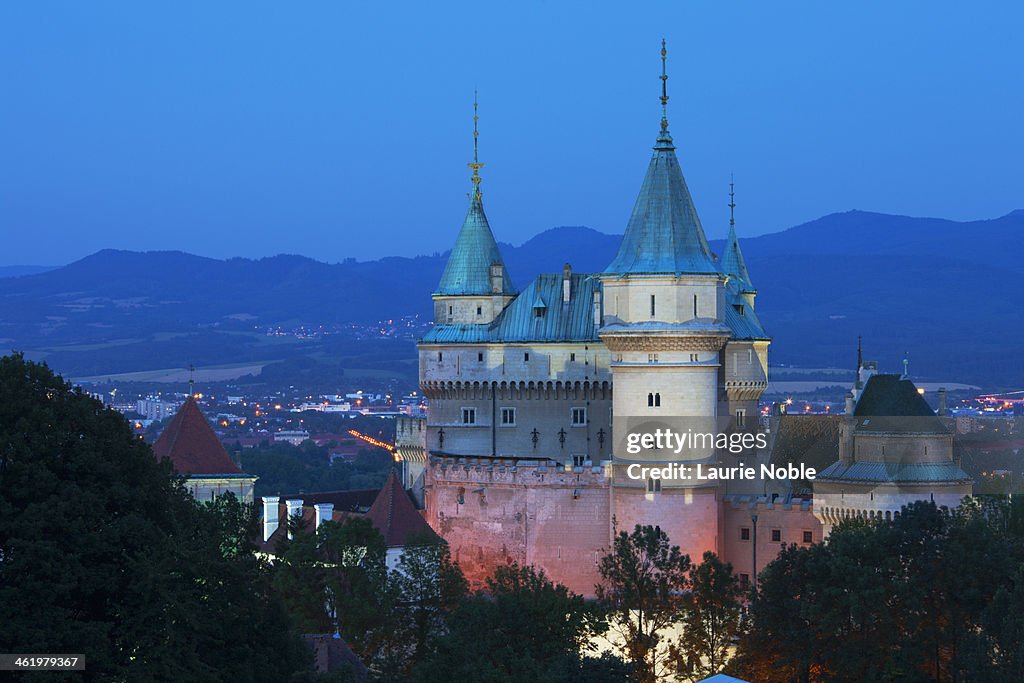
top-left (562, 263), bottom-right (572, 303)
top-left (490, 263), bottom-right (504, 294)
top-left (285, 499), bottom-right (304, 539)
top-left (314, 503), bottom-right (334, 530)
top-left (262, 496), bottom-right (280, 542)
top-left (938, 387), bottom-right (947, 416)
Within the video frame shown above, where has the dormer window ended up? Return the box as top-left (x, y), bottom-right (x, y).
top-left (535, 307), bottom-right (545, 318)
top-left (733, 303), bottom-right (745, 316)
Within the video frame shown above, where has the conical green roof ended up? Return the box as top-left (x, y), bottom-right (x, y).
top-left (604, 129), bottom-right (719, 275)
top-left (720, 222), bottom-right (753, 291)
top-left (435, 192), bottom-right (515, 295)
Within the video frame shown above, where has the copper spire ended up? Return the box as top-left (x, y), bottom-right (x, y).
top-left (468, 90), bottom-right (484, 198)
top-left (729, 174), bottom-right (736, 228)
top-left (660, 39), bottom-right (669, 131)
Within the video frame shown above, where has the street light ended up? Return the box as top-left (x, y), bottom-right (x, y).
top-left (751, 512), bottom-right (759, 596)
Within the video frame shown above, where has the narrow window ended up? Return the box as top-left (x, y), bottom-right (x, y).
top-left (500, 408), bottom-right (516, 425)
top-left (771, 529), bottom-right (781, 543)
top-left (739, 574), bottom-right (750, 590)
top-left (647, 478), bottom-right (662, 493)
top-left (740, 527), bottom-right (751, 541)
top-left (570, 352), bottom-right (576, 362)
top-left (693, 294), bottom-right (698, 317)
top-left (438, 352), bottom-right (443, 361)
top-left (747, 349), bottom-right (753, 364)
top-left (461, 408), bottom-right (477, 425)
top-left (448, 305), bottom-right (453, 316)
top-left (524, 352), bottom-right (530, 362)
top-left (571, 407), bottom-right (587, 426)
top-left (736, 409), bottom-right (745, 428)
top-left (478, 352), bottom-right (483, 362)
top-left (650, 294), bottom-right (656, 317)
top-left (803, 531), bottom-right (813, 544)
top-left (476, 306), bottom-right (482, 316)
top-left (648, 393), bottom-right (654, 407)
top-left (654, 393), bottom-right (661, 407)
top-left (572, 455), bottom-right (586, 467)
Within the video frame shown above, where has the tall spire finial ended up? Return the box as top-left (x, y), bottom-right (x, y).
top-left (728, 174), bottom-right (736, 229)
top-left (468, 90), bottom-right (484, 198)
top-left (187, 362), bottom-right (195, 398)
top-left (659, 39), bottom-right (669, 131)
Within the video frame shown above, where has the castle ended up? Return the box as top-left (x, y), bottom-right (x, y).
top-left (393, 45), bottom-right (972, 596)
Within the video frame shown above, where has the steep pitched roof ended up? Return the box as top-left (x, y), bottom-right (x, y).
top-left (851, 374), bottom-right (947, 434)
top-left (604, 128), bottom-right (719, 275)
top-left (854, 374), bottom-right (935, 417)
top-left (435, 192), bottom-right (515, 296)
top-left (723, 290), bottom-right (769, 340)
top-left (152, 397), bottom-right (242, 475)
top-left (720, 223), bottom-right (754, 291)
top-left (365, 470), bottom-right (440, 547)
top-left (421, 272), bottom-right (601, 344)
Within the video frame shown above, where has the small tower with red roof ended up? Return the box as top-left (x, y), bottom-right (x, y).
top-left (153, 396), bottom-right (257, 503)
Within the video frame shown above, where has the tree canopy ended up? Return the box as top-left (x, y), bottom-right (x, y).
top-left (0, 354), bottom-right (309, 681)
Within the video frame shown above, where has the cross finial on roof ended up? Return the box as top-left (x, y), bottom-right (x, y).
top-left (729, 174), bottom-right (736, 229)
top-left (659, 39), bottom-right (669, 131)
top-left (468, 90), bottom-right (484, 198)
top-left (187, 363), bottom-right (195, 398)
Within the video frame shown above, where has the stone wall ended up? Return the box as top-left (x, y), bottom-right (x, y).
top-left (424, 456), bottom-right (611, 596)
top-left (720, 496), bottom-right (822, 587)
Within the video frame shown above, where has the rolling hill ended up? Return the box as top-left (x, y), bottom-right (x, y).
top-left (1, 209), bottom-right (1020, 387)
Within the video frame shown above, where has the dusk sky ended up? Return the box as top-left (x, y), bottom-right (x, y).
top-left (2, 1), bottom-right (1021, 266)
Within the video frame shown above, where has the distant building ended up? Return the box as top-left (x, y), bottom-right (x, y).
top-left (152, 396), bottom-right (257, 503)
top-left (274, 430), bottom-right (310, 446)
top-left (137, 397), bottom-right (182, 421)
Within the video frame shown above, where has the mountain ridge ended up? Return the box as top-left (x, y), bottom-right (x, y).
top-left (1, 209), bottom-right (1021, 386)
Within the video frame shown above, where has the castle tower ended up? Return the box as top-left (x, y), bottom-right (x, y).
top-left (600, 41), bottom-right (734, 559)
top-left (718, 180), bottom-right (770, 435)
top-left (432, 94), bottom-right (516, 326)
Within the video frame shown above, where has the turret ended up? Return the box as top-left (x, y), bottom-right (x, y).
top-left (720, 179), bottom-right (757, 309)
top-left (433, 95), bottom-right (515, 324)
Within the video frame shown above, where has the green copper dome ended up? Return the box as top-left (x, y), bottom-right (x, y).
top-left (435, 192), bottom-right (515, 296)
top-left (604, 129), bottom-right (720, 276)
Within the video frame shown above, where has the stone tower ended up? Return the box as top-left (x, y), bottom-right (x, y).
top-left (599, 42), bottom-right (769, 561)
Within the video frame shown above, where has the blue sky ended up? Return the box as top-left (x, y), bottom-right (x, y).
top-left (1, 1), bottom-right (1021, 265)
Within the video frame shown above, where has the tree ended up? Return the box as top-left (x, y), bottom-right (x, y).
top-left (0, 354), bottom-right (310, 681)
top-left (596, 524), bottom-right (692, 682)
top-left (390, 534), bottom-right (468, 673)
top-left (732, 498), bottom-right (1024, 683)
top-left (674, 551), bottom-right (742, 681)
top-left (415, 562), bottom-right (624, 682)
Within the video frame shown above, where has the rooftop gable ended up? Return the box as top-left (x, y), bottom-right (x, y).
top-left (153, 397), bottom-right (242, 476)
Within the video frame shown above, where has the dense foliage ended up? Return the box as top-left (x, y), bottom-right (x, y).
top-left (596, 525), bottom-right (743, 683)
top-left (732, 498), bottom-right (1024, 682)
top-left (0, 354), bottom-right (310, 681)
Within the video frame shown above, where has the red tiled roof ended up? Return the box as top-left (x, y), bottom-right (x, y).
top-left (153, 397), bottom-right (243, 475)
top-left (365, 470), bottom-right (440, 547)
